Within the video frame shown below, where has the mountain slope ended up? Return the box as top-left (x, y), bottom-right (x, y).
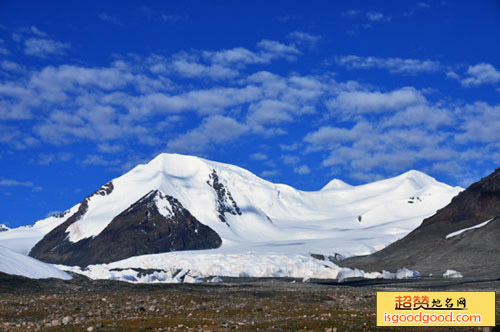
top-left (341, 167), bottom-right (500, 278)
top-left (30, 190), bottom-right (222, 266)
top-left (0, 245), bottom-right (71, 280)
top-left (0, 153), bottom-right (462, 267)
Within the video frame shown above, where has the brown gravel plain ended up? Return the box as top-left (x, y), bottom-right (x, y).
top-left (0, 273), bottom-right (498, 332)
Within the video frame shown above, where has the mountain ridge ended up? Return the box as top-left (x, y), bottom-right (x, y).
top-left (341, 167), bottom-right (500, 278)
top-left (0, 153), bottom-right (462, 267)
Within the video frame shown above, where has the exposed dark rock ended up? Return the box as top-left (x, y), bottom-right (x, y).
top-left (30, 190), bottom-right (222, 266)
top-left (93, 181), bottom-right (114, 196)
top-left (0, 224), bottom-right (9, 232)
top-left (53, 209), bottom-right (70, 219)
top-left (342, 167), bottom-right (500, 278)
top-left (206, 169), bottom-right (242, 225)
top-left (311, 253), bottom-right (346, 264)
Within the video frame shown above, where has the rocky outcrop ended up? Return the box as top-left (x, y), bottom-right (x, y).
top-left (342, 167), bottom-right (500, 278)
top-left (30, 190), bottom-right (222, 266)
top-left (206, 169), bottom-right (242, 225)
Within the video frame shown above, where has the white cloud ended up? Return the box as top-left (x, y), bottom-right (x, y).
top-left (247, 99), bottom-right (296, 125)
top-left (99, 12), bottom-right (121, 24)
top-left (97, 143), bottom-right (123, 153)
top-left (455, 102), bottom-right (500, 144)
top-left (203, 39), bottom-right (299, 67)
top-left (36, 152), bottom-right (72, 165)
top-left (294, 165), bottom-right (311, 174)
top-left (382, 105), bottom-right (454, 129)
top-left (83, 154), bottom-right (121, 166)
top-left (1, 33), bottom-right (498, 187)
top-left (24, 38), bottom-right (70, 57)
top-left (281, 154), bottom-right (300, 165)
top-left (304, 122), bottom-right (373, 148)
top-left (328, 87), bottom-right (426, 114)
top-left (0, 39), bottom-right (8, 55)
top-left (342, 10), bottom-right (360, 17)
top-left (0, 178), bottom-right (41, 191)
top-left (167, 115), bottom-right (248, 153)
top-left (460, 63), bottom-right (500, 87)
top-left (26, 26), bottom-right (47, 37)
top-left (1, 60), bottom-right (24, 72)
top-left (287, 31), bottom-right (321, 46)
top-left (171, 59), bottom-right (238, 79)
top-left (0, 179), bottom-right (33, 187)
top-left (336, 55), bottom-right (441, 74)
top-left (257, 40), bottom-right (300, 57)
top-left (250, 152), bottom-right (268, 160)
top-left (366, 11), bottom-right (391, 22)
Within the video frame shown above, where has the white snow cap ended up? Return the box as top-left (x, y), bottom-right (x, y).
top-left (0, 153), bottom-right (463, 260)
top-left (0, 245), bottom-right (71, 280)
top-left (321, 178), bottom-right (352, 191)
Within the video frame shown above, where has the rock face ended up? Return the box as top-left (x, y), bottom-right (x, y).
top-left (342, 167), bottom-right (500, 278)
top-left (29, 189), bottom-right (222, 266)
top-left (206, 169), bottom-right (242, 225)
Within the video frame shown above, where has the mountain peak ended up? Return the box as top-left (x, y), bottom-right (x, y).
top-left (0, 224), bottom-right (9, 232)
top-left (321, 178), bottom-right (352, 191)
top-left (395, 169), bottom-right (440, 188)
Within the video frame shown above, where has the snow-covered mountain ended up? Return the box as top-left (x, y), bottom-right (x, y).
top-left (0, 153), bottom-right (462, 269)
top-left (0, 224), bottom-right (9, 232)
top-left (343, 166), bottom-right (500, 278)
top-left (0, 245), bottom-right (71, 280)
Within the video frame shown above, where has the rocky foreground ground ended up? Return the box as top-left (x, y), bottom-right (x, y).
top-left (0, 273), bottom-right (499, 332)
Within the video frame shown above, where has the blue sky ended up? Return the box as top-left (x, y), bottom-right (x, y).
top-left (1, 1), bottom-right (499, 227)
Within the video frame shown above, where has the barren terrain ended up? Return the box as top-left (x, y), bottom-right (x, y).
top-left (0, 273), bottom-right (498, 332)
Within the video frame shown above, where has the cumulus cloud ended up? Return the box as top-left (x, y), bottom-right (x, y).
top-left (281, 154), bottom-right (300, 165)
top-left (35, 152), bottom-right (72, 165)
top-left (250, 152), bottom-right (268, 160)
top-left (24, 38), bottom-right (70, 57)
top-left (366, 11), bottom-right (390, 22)
top-left (167, 115), bottom-right (248, 153)
top-left (382, 105), bottom-right (454, 129)
top-left (0, 179), bottom-right (34, 187)
top-left (304, 122), bottom-right (373, 148)
top-left (328, 87), bottom-right (426, 114)
top-left (0, 39), bottom-right (8, 55)
top-left (98, 12), bottom-right (121, 24)
top-left (82, 154), bottom-right (121, 166)
top-left (294, 165), bottom-right (311, 175)
top-left (455, 102), bottom-right (500, 144)
top-left (1, 60), bottom-right (24, 72)
top-left (171, 59), bottom-right (238, 79)
top-left (0, 178), bottom-right (42, 191)
top-left (336, 55), bottom-right (441, 74)
top-left (460, 63), bottom-right (500, 86)
top-left (0, 32), bottom-right (498, 187)
top-left (203, 40), bottom-right (299, 68)
top-left (342, 10), bottom-right (360, 17)
top-left (287, 31), bottom-right (321, 46)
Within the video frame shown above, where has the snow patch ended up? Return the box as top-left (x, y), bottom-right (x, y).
top-left (58, 251), bottom-right (421, 284)
top-left (154, 191), bottom-right (173, 218)
top-left (443, 269), bottom-right (463, 278)
top-left (0, 245), bottom-right (71, 280)
top-left (445, 218), bottom-right (494, 239)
